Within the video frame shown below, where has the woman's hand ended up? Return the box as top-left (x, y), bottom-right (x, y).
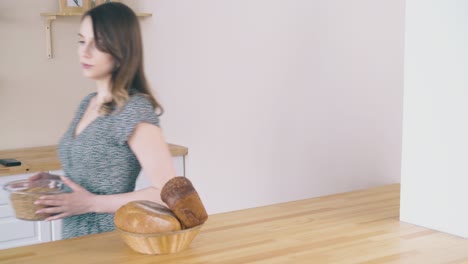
top-left (28, 171), bottom-right (60, 181)
top-left (34, 176), bottom-right (96, 221)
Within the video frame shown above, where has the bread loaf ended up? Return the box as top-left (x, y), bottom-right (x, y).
top-left (114, 200), bottom-right (182, 234)
top-left (161, 177), bottom-right (208, 228)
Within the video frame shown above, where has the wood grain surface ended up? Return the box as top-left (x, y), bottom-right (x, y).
top-left (1, 184), bottom-right (467, 263)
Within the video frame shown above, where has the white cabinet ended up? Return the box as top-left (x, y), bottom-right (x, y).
top-left (0, 173), bottom-right (53, 250)
top-left (135, 156), bottom-right (185, 190)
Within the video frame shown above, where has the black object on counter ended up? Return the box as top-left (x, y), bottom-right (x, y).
top-left (0, 158), bottom-right (22, 167)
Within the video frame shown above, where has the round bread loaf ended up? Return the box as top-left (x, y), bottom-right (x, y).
top-left (161, 177), bottom-right (208, 228)
top-left (114, 200), bottom-right (182, 234)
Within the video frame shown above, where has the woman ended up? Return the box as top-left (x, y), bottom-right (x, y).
top-left (30, 2), bottom-right (176, 239)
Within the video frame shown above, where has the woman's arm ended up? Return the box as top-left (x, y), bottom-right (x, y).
top-left (36, 122), bottom-right (177, 219)
top-left (92, 122), bottom-right (177, 213)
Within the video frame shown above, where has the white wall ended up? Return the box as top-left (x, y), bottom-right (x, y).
top-left (400, 0), bottom-right (468, 238)
top-left (0, 0), bottom-right (404, 215)
top-left (140, 0), bottom-right (405, 214)
top-left (0, 0), bottom-right (96, 150)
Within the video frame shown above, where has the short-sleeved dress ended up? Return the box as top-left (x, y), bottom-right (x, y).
top-left (57, 92), bottom-right (159, 239)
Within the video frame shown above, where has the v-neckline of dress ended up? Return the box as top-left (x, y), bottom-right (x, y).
top-left (73, 94), bottom-right (101, 139)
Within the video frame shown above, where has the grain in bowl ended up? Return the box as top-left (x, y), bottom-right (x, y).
top-left (3, 179), bottom-right (64, 221)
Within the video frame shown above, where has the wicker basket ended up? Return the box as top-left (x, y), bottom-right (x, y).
top-left (116, 224), bottom-right (204, 254)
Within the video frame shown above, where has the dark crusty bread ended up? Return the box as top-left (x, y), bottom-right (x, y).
top-left (160, 177), bottom-right (208, 228)
top-left (114, 200), bottom-right (182, 233)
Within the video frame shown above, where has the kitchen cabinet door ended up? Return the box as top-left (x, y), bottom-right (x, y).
top-left (0, 173), bottom-right (53, 250)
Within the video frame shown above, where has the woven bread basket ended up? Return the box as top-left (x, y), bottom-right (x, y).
top-left (116, 224), bottom-right (203, 254)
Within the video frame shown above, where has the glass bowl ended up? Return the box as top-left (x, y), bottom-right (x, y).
top-left (3, 179), bottom-right (64, 221)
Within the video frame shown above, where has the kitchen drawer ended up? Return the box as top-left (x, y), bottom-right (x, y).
top-left (0, 217), bottom-right (52, 250)
top-left (0, 178), bottom-right (12, 205)
top-left (0, 188), bottom-right (9, 205)
top-left (0, 217), bottom-right (36, 242)
top-left (0, 173), bottom-right (36, 205)
top-left (0, 204), bottom-right (14, 218)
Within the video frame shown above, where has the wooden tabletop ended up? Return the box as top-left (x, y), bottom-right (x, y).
top-left (0, 144), bottom-right (188, 177)
top-left (1, 184), bottom-right (468, 264)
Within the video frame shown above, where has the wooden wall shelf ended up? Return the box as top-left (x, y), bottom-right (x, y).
top-left (39, 12), bottom-right (152, 59)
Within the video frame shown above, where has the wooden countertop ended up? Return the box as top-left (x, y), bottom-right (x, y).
top-left (2, 184), bottom-right (468, 264)
top-left (0, 144), bottom-right (188, 177)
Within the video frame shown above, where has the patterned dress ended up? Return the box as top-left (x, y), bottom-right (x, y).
top-left (57, 92), bottom-right (160, 239)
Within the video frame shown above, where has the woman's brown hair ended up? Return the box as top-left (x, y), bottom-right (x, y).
top-left (82, 2), bottom-right (163, 115)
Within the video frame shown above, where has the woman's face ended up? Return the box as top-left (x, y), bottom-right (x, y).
top-left (78, 16), bottom-right (114, 81)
